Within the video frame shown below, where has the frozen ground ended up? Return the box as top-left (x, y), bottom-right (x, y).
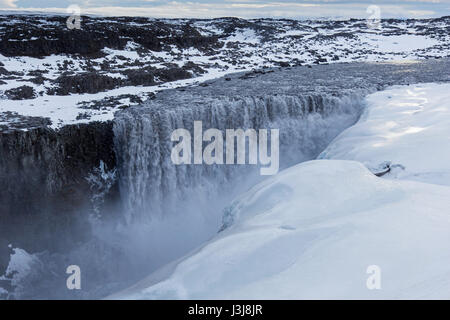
top-left (1, 14), bottom-right (450, 129)
top-left (110, 83), bottom-right (450, 299)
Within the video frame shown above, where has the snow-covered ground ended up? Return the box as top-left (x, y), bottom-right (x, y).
top-left (0, 72), bottom-right (234, 129)
top-left (109, 83), bottom-right (450, 299)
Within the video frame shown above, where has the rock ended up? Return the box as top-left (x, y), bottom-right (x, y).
top-left (314, 57), bottom-right (328, 64)
top-left (0, 15), bottom-right (220, 58)
top-left (0, 122), bottom-right (119, 269)
top-left (155, 67), bottom-right (192, 82)
top-left (123, 69), bottom-right (156, 86)
top-left (277, 61), bottom-right (290, 67)
top-left (183, 61), bottom-right (206, 75)
top-left (49, 73), bottom-right (122, 95)
top-left (4, 85), bottom-right (37, 100)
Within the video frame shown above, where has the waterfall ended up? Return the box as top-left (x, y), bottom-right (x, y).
top-left (113, 90), bottom-right (367, 224)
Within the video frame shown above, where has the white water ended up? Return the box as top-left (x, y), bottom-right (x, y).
top-left (113, 92), bottom-right (366, 225)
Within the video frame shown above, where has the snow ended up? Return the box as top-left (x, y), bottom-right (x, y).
top-left (110, 83), bottom-right (450, 299)
top-left (319, 83), bottom-right (450, 186)
top-left (360, 34), bottom-right (441, 53)
top-left (1, 17), bottom-right (449, 129)
top-left (110, 160), bottom-right (450, 299)
top-left (226, 29), bottom-right (260, 44)
top-left (101, 47), bottom-right (141, 61)
top-left (0, 69), bottom-right (239, 129)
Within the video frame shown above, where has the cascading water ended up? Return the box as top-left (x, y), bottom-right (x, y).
top-left (113, 91), bottom-right (367, 226)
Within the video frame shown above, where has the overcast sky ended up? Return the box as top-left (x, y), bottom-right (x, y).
top-left (0, 0), bottom-right (449, 19)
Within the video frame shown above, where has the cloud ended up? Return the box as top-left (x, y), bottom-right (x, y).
top-left (0, 0), bottom-right (18, 8)
top-left (0, 1), bottom-right (447, 18)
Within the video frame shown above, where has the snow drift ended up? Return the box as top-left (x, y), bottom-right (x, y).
top-left (319, 82), bottom-right (450, 186)
top-left (110, 160), bottom-right (450, 299)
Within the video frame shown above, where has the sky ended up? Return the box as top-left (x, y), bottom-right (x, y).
top-left (0, 0), bottom-right (449, 19)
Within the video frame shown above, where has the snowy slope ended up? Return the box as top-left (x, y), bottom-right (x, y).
top-left (110, 160), bottom-right (450, 299)
top-left (319, 83), bottom-right (450, 186)
top-left (109, 83), bottom-right (450, 300)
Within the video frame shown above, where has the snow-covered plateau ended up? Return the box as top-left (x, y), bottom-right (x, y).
top-left (0, 14), bottom-right (450, 129)
top-left (110, 83), bottom-right (450, 299)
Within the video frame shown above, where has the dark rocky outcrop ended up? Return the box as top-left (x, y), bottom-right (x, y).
top-left (49, 73), bottom-right (122, 95)
top-left (0, 16), bottom-right (220, 58)
top-left (0, 122), bottom-right (118, 271)
top-left (47, 66), bottom-right (195, 95)
top-left (0, 67), bottom-right (9, 75)
top-left (4, 85), bottom-right (37, 100)
top-left (123, 64), bottom-right (200, 86)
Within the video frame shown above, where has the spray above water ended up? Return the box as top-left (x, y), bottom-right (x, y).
top-left (170, 121), bottom-right (280, 175)
top-left (113, 92), bottom-right (365, 224)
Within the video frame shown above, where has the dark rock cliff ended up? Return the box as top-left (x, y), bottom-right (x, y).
top-left (0, 15), bottom-right (220, 58)
top-left (0, 122), bottom-right (118, 271)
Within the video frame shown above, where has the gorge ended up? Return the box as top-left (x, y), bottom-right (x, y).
top-left (1, 58), bottom-right (450, 299)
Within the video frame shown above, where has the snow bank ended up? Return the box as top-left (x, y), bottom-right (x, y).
top-left (320, 82), bottom-right (450, 186)
top-left (110, 83), bottom-right (450, 299)
top-left (110, 160), bottom-right (450, 299)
